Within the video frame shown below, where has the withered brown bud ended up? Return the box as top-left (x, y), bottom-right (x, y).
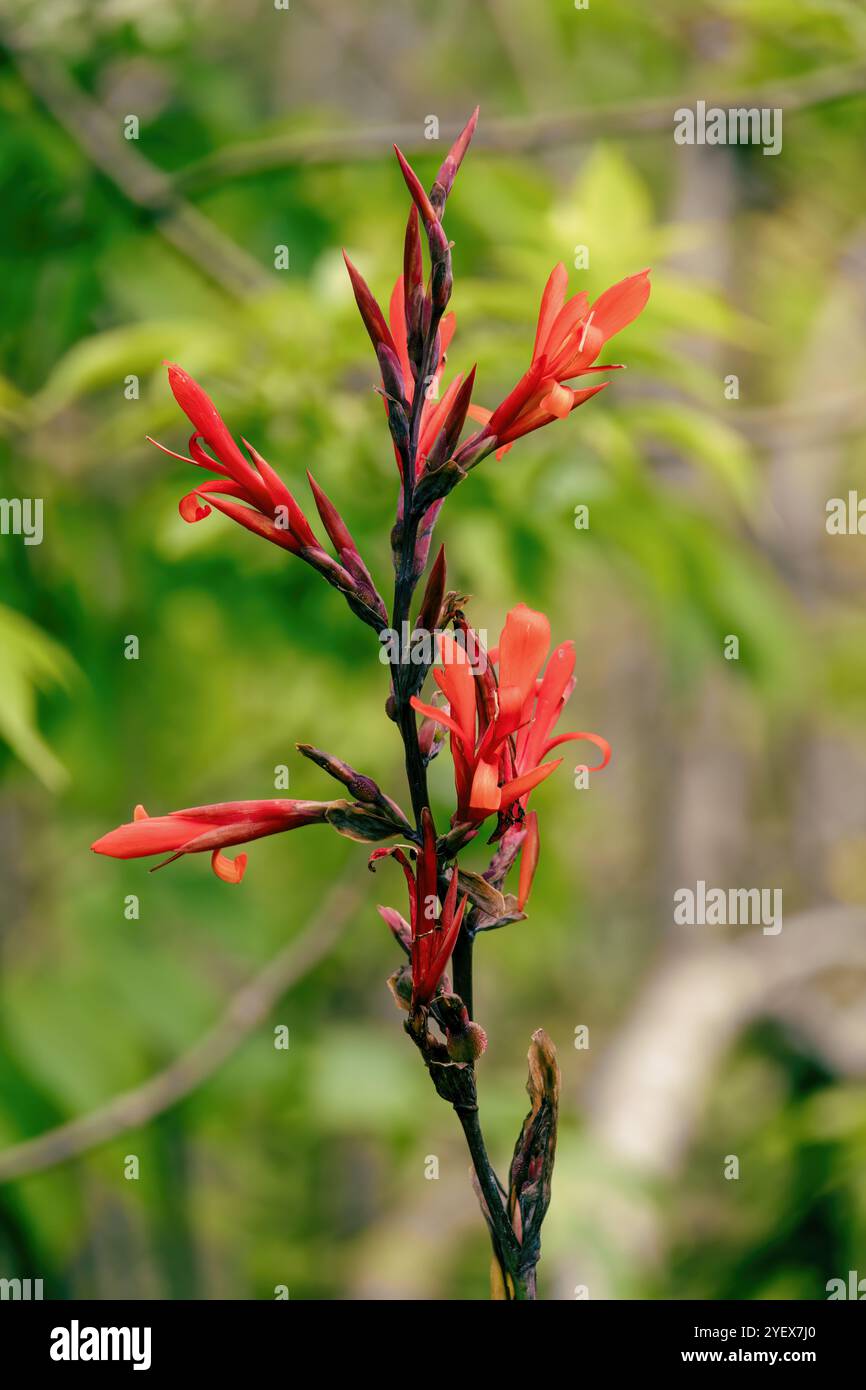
top-left (325, 800), bottom-right (402, 842)
top-left (506, 1030), bottom-right (560, 1263)
top-left (386, 964), bottom-right (414, 1012)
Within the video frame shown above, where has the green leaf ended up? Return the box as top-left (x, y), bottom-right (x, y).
top-left (0, 605), bottom-right (77, 790)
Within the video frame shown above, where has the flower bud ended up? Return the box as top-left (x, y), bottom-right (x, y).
top-left (432, 993), bottom-right (488, 1062)
top-left (386, 963), bottom-right (414, 1011)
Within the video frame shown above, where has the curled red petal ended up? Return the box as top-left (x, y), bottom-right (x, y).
top-left (211, 849), bottom-right (247, 884)
top-left (544, 731), bottom-right (611, 770)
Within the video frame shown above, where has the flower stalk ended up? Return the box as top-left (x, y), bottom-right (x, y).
top-left (92, 106), bottom-right (649, 1300)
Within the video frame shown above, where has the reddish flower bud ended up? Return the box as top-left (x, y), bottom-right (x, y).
top-left (424, 367), bottom-right (476, 473)
top-left (378, 905), bottom-right (412, 956)
top-left (415, 543), bottom-right (447, 634)
top-left (403, 205), bottom-right (425, 372)
top-left (434, 993), bottom-right (488, 1062)
top-left (297, 743), bottom-right (411, 829)
top-left (369, 810), bottom-right (468, 1008)
top-left (393, 145), bottom-right (438, 229)
top-left (376, 343), bottom-right (406, 404)
top-left (342, 250), bottom-right (399, 360)
top-left (431, 106), bottom-right (479, 216)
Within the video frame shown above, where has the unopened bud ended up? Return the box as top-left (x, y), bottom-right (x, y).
top-left (446, 1019), bottom-right (487, 1063)
top-left (387, 964), bottom-right (414, 1011)
top-left (376, 343), bottom-right (406, 404)
top-left (434, 993), bottom-right (488, 1062)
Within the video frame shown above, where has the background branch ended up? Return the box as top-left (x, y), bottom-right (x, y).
top-left (1, 25), bottom-right (270, 299)
top-left (0, 866), bottom-right (367, 1184)
top-left (174, 62), bottom-right (866, 192)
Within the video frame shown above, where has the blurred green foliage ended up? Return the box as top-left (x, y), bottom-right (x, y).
top-left (1, 0), bottom-right (865, 1299)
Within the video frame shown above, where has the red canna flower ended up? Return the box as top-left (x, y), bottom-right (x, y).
top-left (466, 264), bottom-right (651, 459)
top-left (149, 365), bottom-right (387, 629)
top-left (410, 603), bottom-right (610, 829)
top-left (91, 799), bottom-right (331, 883)
top-left (370, 809), bottom-right (467, 1007)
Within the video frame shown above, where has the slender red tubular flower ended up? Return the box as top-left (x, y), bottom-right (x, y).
top-left (306, 471), bottom-right (388, 624)
top-left (342, 251), bottom-right (404, 393)
top-left (369, 810), bottom-right (467, 1008)
top-left (91, 800), bottom-right (332, 883)
top-left (465, 264), bottom-right (651, 460)
top-left (150, 365), bottom-right (387, 629)
top-left (431, 106), bottom-right (480, 215)
top-left (393, 146), bottom-right (439, 232)
top-left (411, 603), bottom-right (610, 829)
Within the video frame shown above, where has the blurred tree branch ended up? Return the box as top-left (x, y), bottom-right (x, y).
top-left (0, 25), bottom-right (270, 299)
top-left (175, 61), bottom-right (866, 192)
top-left (586, 906), bottom-right (866, 1179)
top-left (0, 866), bottom-right (367, 1184)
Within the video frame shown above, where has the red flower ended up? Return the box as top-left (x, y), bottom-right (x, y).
top-left (91, 799), bottom-right (330, 883)
top-left (150, 365), bottom-right (386, 628)
top-left (410, 604), bottom-right (610, 829)
top-left (371, 809), bottom-right (467, 1007)
top-left (467, 264), bottom-right (651, 458)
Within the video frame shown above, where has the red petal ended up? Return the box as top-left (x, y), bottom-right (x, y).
top-left (517, 812), bottom-right (540, 910)
top-left (498, 758), bottom-right (562, 812)
top-left (543, 731), bottom-right (611, 770)
top-left (211, 849), bottom-right (247, 884)
top-left (590, 269), bottom-right (651, 342)
top-left (204, 494), bottom-right (303, 553)
top-left (540, 382), bottom-right (573, 419)
top-left (497, 605), bottom-right (551, 716)
top-left (532, 263), bottom-right (569, 361)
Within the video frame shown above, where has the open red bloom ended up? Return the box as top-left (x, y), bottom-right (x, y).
top-left (411, 604), bottom-right (610, 830)
top-left (91, 799), bottom-right (331, 883)
top-left (370, 809), bottom-right (467, 1007)
top-left (150, 365), bottom-right (386, 628)
top-left (468, 264), bottom-right (651, 458)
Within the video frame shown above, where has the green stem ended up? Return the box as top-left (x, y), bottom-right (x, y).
top-left (454, 1102), bottom-right (533, 1300)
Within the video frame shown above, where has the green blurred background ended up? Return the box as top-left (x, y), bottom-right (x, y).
top-left (1, 0), bottom-right (866, 1300)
